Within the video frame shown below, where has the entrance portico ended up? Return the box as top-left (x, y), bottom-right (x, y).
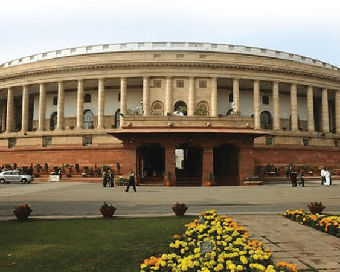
top-left (112, 127), bottom-right (263, 186)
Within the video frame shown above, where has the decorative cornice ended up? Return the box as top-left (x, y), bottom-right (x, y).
top-left (0, 61), bottom-right (339, 85)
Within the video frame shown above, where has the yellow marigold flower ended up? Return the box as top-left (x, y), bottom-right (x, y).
top-left (161, 261), bottom-right (167, 267)
top-left (236, 265), bottom-right (244, 271)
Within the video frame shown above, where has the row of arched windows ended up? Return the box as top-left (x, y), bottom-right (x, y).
top-left (49, 101), bottom-right (290, 131)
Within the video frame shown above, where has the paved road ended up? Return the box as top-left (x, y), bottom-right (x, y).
top-left (0, 180), bottom-right (339, 217)
top-left (1, 180), bottom-right (340, 271)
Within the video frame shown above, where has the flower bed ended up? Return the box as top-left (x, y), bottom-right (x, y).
top-left (141, 210), bottom-right (298, 271)
top-left (283, 209), bottom-right (340, 238)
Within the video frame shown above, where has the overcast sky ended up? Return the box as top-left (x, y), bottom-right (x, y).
top-left (1, 0), bottom-right (339, 66)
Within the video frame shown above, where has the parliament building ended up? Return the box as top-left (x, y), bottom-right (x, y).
top-left (0, 42), bottom-right (339, 185)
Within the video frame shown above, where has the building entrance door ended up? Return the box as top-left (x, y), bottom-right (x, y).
top-left (137, 144), bottom-right (165, 185)
top-left (213, 144), bottom-right (239, 185)
top-left (175, 143), bottom-right (202, 186)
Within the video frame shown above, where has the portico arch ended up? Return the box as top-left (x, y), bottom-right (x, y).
top-left (213, 144), bottom-right (239, 185)
top-left (175, 143), bottom-right (202, 185)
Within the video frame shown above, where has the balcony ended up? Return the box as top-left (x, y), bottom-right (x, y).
top-left (121, 116), bottom-right (254, 129)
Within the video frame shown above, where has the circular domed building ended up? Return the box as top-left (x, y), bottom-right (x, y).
top-left (0, 42), bottom-right (339, 185)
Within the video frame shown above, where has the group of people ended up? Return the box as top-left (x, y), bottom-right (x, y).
top-left (285, 165), bottom-right (334, 187)
top-left (285, 165), bottom-right (305, 187)
top-left (102, 169), bottom-right (114, 187)
top-left (102, 169), bottom-right (136, 192)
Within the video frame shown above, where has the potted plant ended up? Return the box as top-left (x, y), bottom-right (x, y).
top-left (99, 202), bottom-right (117, 218)
top-left (13, 204), bottom-right (32, 220)
top-left (308, 202), bottom-right (326, 214)
top-left (172, 202), bottom-right (188, 216)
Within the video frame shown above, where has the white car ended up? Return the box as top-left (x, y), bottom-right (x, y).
top-left (0, 170), bottom-right (33, 184)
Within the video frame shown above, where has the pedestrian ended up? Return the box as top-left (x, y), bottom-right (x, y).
top-left (299, 171), bottom-right (305, 187)
top-left (285, 165), bottom-right (290, 181)
top-left (125, 171), bottom-right (136, 192)
top-left (107, 169), bottom-right (114, 187)
top-left (102, 170), bottom-right (107, 187)
top-left (290, 169), bottom-right (297, 187)
top-left (325, 170), bottom-right (331, 186)
top-left (320, 167), bottom-right (326, 185)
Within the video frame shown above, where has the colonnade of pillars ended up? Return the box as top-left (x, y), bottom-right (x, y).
top-left (2, 77), bottom-right (340, 134)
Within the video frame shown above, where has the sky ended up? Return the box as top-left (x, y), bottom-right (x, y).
top-left (0, 0), bottom-right (340, 67)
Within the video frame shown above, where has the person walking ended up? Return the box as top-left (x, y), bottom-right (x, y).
top-left (299, 171), bottom-right (305, 187)
top-left (320, 167), bottom-right (326, 185)
top-left (290, 169), bottom-right (297, 187)
top-left (108, 169), bottom-right (114, 187)
top-left (325, 169), bottom-right (331, 187)
top-left (102, 170), bottom-right (107, 187)
top-left (125, 171), bottom-right (136, 192)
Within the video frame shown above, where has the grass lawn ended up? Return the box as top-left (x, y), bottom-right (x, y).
top-left (0, 216), bottom-right (195, 272)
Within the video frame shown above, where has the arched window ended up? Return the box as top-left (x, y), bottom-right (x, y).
top-left (84, 93), bottom-right (91, 103)
top-left (114, 109), bottom-right (121, 128)
top-left (151, 101), bottom-right (164, 116)
top-left (83, 110), bottom-right (94, 129)
top-left (260, 111), bottom-right (273, 130)
top-left (174, 101), bottom-right (187, 116)
top-left (196, 101), bottom-right (208, 116)
top-left (262, 95), bottom-right (270, 105)
top-left (50, 112), bottom-right (57, 131)
top-left (53, 96), bottom-right (58, 106)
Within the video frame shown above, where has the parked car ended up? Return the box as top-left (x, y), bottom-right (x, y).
top-left (0, 170), bottom-right (33, 184)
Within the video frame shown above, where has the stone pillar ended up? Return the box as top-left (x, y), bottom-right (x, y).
top-left (21, 85), bottom-right (29, 133)
top-left (76, 80), bottom-right (84, 129)
top-left (210, 77), bottom-right (218, 117)
top-left (322, 88), bottom-right (330, 133)
top-left (164, 144), bottom-right (176, 185)
top-left (97, 78), bottom-right (105, 129)
top-left (143, 77), bottom-right (150, 116)
top-left (56, 82), bottom-right (65, 130)
top-left (336, 90), bottom-right (340, 134)
top-left (233, 78), bottom-right (240, 114)
top-left (307, 85), bottom-right (315, 132)
top-left (38, 83), bottom-right (46, 131)
top-left (290, 84), bottom-right (298, 131)
top-left (272, 82), bottom-right (280, 130)
top-left (165, 77), bottom-right (173, 115)
top-left (188, 77), bottom-right (195, 116)
top-left (253, 80), bottom-right (261, 129)
top-left (202, 146), bottom-right (214, 186)
top-left (120, 78), bottom-right (127, 117)
top-left (6, 87), bottom-right (14, 133)
top-left (1, 103), bottom-right (6, 132)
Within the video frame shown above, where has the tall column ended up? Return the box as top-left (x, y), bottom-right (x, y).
top-left (21, 85), bottom-right (29, 133)
top-left (1, 103), bottom-right (6, 132)
top-left (188, 77), bottom-right (195, 116)
top-left (97, 78), bottom-right (105, 129)
top-left (165, 77), bottom-right (173, 115)
top-left (273, 82), bottom-right (280, 130)
top-left (253, 80), bottom-right (261, 129)
top-left (76, 80), bottom-right (84, 129)
top-left (307, 85), bottom-right (315, 132)
top-left (233, 78), bottom-right (240, 114)
top-left (143, 77), bottom-right (150, 116)
top-left (336, 90), bottom-right (340, 134)
top-left (38, 83), bottom-right (46, 131)
top-left (290, 84), bottom-right (298, 131)
top-left (120, 78), bottom-right (127, 117)
top-left (56, 82), bottom-right (65, 130)
top-left (322, 88), bottom-right (330, 133)
top-left (6, 87), bottom-right (14, 133)
top-left (210, 77), bottom-right (218, 117)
